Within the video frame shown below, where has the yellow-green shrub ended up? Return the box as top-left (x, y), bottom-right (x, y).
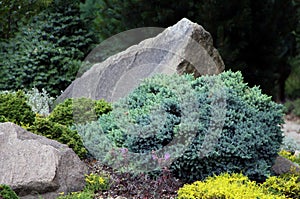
top-left (279, 150), bottom-right (300, 165)
top-left (177, 173), bottom-right (285, 199)
top-left (84, 173), bottom-right (109, 192)
top-left (262, 173), bottom-right (300, 199)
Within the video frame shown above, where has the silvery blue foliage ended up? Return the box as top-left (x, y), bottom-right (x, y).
top-left (25, 87), bottom-right (54, 116)
top-left (78, 71), bottom-right (284, 183)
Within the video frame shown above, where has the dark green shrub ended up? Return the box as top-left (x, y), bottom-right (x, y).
top-left (0, 184), bottom-right (19, 199)
top-left (0, 91), bottom-right (35, 125)
top-left (49, 98), bottom-right (112, 126)
top-left (85, 70), bottom-right (283, 183)
top-left (0, 1), bottom-right (95, 96)
top-left (0, 115), bottom-right (7, 123)
top-left (27, 116), bottom-right (87, 158)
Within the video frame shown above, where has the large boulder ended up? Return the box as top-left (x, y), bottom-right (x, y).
top-left (0, 122), bottom-right (87, 199)
top-left (58, 18), bottom-right (225, 103)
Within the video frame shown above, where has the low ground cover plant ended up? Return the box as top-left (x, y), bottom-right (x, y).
top-left (262, 171), bottom-right (300, 199)
top-left (177, 173), bottom-right (292, 199)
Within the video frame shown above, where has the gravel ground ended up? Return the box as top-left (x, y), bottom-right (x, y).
top-left (283, 115), bottom-right (300, 145)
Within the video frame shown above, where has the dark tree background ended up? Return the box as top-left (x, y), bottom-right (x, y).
top-left (80, 0), bottom-right (299, 101)
top-left (0, 0), bottom-right (299, 101)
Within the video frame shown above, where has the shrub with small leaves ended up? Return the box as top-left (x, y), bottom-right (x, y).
top-left (262, 172), bottom-right (300, 199)
top-left (0, 90), bottom-right (35, 125)
top-left (0, 1), bottom-right (96, 96)
top-left (0, 115), bottom-right (7, 123)
top-left (25, 87), bottom-right (54, 116)
top-left (87, 70), bottom-right (284, 183)
top-left (177, 173), bottom-right (285, 199)
top-left (27, 116), bottom-right (87, 158)
top-left (49, 98), bottom-right (112, 126)
top-left (0, 184), bottom-right (19, 199)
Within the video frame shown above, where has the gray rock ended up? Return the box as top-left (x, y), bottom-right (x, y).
top-left (58, 18), bottom-right (225, 103)
top-left (271, 155), bottom-right (300, 176)
top-left (0, 122), bottom-right (87, 199)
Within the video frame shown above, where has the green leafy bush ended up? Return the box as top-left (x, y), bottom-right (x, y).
top-left (0, 91), bottom-right (35, 125)
top-left (0, 1), bottom-right (95, 96)
top-left (177, 173), bottom-right (285, 199)
top-left (27, 116), bottom-right (87, 158)
top-left (0, 184), bottom-right (19, 199)
top-left (49, 98), bottom-right (112, 126)
top-left (87, 70), bottom-right (283, 182)
top-left (0, 115), bottom-right (8, 123)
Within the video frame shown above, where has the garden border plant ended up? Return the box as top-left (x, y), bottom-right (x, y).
top-left (77, 70), bottom-right (284, 183)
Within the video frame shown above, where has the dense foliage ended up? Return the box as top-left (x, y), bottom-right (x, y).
top-left (80, 0), bottom-right (298, 101)
top-left (0, 0), bottom-right (53, 40)
top-left (177, 173), bottom-right (285, 199)
top-left (0, 91), bottom-right (35, 125)
top-left (27, 116), bottom-right (87, 158)
top-left (0, 0), bottom-right (95, 96)
top-left (49, 98), bottom-right (112, 126)
top-left (0, 184), bottom-right (19, 199)
top-left (262, 172), bottom-right (300, 199)
top-left (79, 71), bottom-right (284, 182)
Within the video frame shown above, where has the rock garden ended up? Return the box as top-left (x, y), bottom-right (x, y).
top-left (1, 1), bottom-right (300, 198)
